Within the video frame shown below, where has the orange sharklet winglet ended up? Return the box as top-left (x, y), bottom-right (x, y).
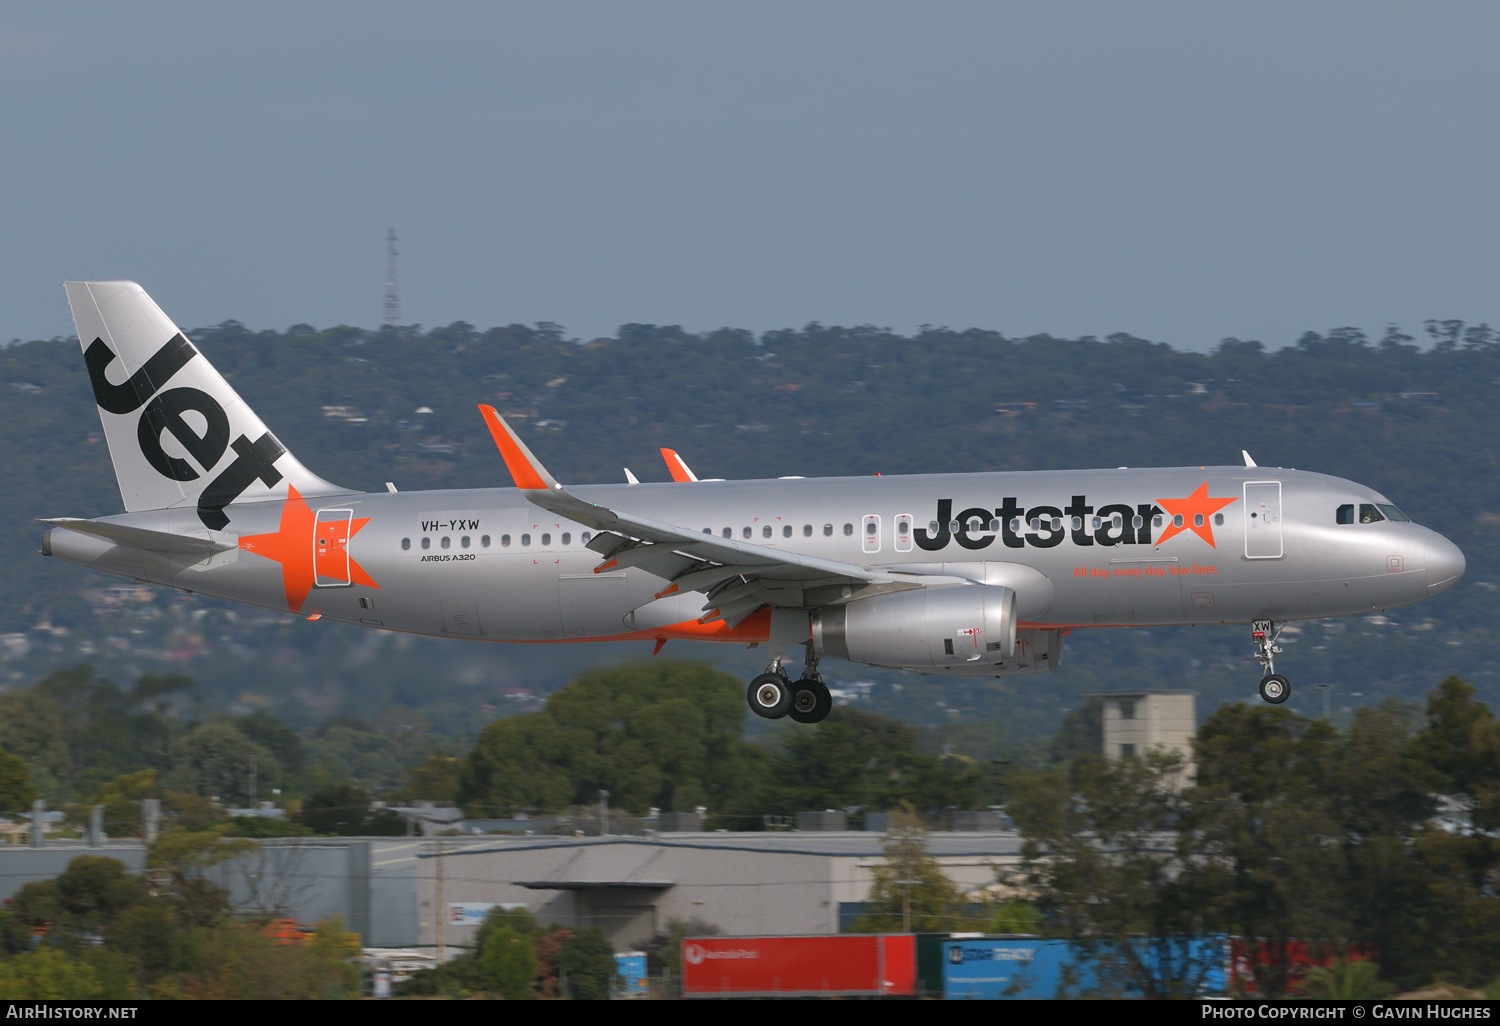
top-left (478, 405), bottom-right (549, 491)
top-left (660, 448), bottom-right (698, 483)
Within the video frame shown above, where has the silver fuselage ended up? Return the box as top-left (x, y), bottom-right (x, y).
top-left (44, 465), bottom-right (1466, 649)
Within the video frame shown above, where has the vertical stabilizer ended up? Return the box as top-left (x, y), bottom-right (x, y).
top-left (65, 281), bottom-right (349, 528)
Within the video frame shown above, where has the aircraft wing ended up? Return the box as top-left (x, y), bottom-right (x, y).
top-left (478, 406), bottom-right (954, 626)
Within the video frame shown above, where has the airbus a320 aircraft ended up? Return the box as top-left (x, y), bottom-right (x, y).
top-left (42, 282), bottom-right (1467, 723)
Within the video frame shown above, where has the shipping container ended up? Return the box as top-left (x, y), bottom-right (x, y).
top-left (682, 935), bottom-right (916, 998)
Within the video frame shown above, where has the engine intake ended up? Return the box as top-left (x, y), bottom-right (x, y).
top-left (812, 585), bottom-right (1017, 670)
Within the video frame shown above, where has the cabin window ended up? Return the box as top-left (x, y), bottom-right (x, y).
top-left (1132, 515), bottom-right (1143, 529)
top-left (441, 536), bottom-right (451, 549)
top-left (541, 533), bottom-right (552, 545)
top-left (481, 535), bottom-right (491, 547)
top-left (1091, 516), bottom-right (1101, 530)
top-left (1011, 518), bottom-right (1022, 533)
top-left (1213, 514), bottom-right (1223, 526)
top-left (561, 532), bottom-right (571, 545)
top-left (783, 525), bottom-right (792, 538)
top-left (867, 521), bottom-right (879, 536)
top-left (1052, 517), bottom-right (1063, 531)
top-left (1193, 514), bottom-right (1203, 527)
top-left (1359, 504), bottom-right (1385, 524)
top-left (421, 537), bottom-right (431, 550)
top-left (763, 525), bottom-right (773, 539)
top-left (803, 524), bottom-right (813, 537)
top-left (930, 521), bottom-right (940, 533)
top-left (824, 524), bottom-right (833, 537)
top-left (401, 538), bottom-right (411, 550)
top-left (988, 519), bottom-right (999, 531)
top-left (582, 532), bottom-right (591, 543)
top-left (742, 526), bottom-right (752, 539)
top-left (844, 523), bottom-right (854, 536)
top-left (1072, 516), bottom-right (1083, 531)
top-left (1028, 518), bottom-right (1040, 531)
top-left (461, 536), bottom-right (470, 548)
top-left (899, 521), bottom-right (910, 535)
top-left (723, 527), bottom-right (732, 539)
top-left (1153, 514), bottom-right (1164, 528)
top-left (1173, 514), bottom-right (1184, 528)
top-left (521, 534), bottom-right (531, 546)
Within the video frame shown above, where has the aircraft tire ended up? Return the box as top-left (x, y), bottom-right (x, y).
top-left (1258, 673), bottom-right (1291, 705)
top-left (788, 679), bottom-right (833, 724)
top-left (748, 673), bottom-right (793, 719)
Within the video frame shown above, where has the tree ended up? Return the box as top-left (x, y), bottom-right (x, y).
top-left (399, 753), bottom-right (464, 804)
top-left (1192, 703), bottom-right (1344, 998)
top-left (167, 722), bottom-right (279, 807)
top-left (554, 927), bottom-right (620, 1000)
top-left (0, 747), bottom-right (34, 818)
top-left (1407, 677), bottom-right (1500, 987)
top-left (852, 808), bottom-right (968, 933)
top-left (1296, 959), bottom-right (1395, 1000)
top-left (459, 662), bottom-right (768, 819)
top-left (480, 925), bottom-right (537, 999)
top-left (1009, 750), bottom-right (1227, 998)
top-left (148, 826), bottom-right (256, 925)
top-left (298, 782), bottom-right (403, 836)
top-left (767, 706), bottom-right (982, 815)
top-left (0, 947), bottom-right (129, 999)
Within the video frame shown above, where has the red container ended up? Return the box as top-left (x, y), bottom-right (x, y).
top-left (681, 934), bottom-right (916, 998)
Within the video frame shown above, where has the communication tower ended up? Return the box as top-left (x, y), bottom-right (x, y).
top-left (382, 228), bottom-right (401, 328)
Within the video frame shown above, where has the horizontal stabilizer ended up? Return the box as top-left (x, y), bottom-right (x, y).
top-left (42, 518), bottom-right (236, 556)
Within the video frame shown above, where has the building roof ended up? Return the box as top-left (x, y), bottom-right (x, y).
top-left (417, 831), bottom-right (1024, 860)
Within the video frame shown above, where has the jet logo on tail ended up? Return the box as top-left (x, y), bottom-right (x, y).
top-left (86, 332), bottom-right (288, 530)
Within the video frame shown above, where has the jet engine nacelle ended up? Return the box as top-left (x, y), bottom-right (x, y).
top-left (812, 585), bottom-right (1017, 670)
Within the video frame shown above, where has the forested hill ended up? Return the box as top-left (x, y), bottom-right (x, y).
top-left (2, 317), bottom-right (1497, 732)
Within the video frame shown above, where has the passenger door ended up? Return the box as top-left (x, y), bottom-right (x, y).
top-left (313, 508), bottom-right (353, 586)
top-left (1243, 481), bottom-right (1283, 559)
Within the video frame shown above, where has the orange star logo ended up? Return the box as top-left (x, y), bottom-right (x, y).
top-left (238, 485), bottom-right (378, 612)
top-left (1154, 482), bottom-right (1237, 548)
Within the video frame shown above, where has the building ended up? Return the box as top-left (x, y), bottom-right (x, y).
top-left (1092, 689), bottom-right (1197, 779)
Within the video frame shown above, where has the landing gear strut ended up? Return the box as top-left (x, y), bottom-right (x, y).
top-left (1252, 619), bottom-right (1291, 705)
top-left (788, 644), bottom-right (832, 724)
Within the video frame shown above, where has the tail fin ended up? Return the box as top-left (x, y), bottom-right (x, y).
top-left (65, 281), bottom-right (348, 529)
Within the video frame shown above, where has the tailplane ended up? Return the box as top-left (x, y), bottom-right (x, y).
top-left (65, 281), bottom-right (348, 529)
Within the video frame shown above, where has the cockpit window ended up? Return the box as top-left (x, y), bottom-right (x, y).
top-left (1377, 503), bottom-right (1410, 523)
top-left (1336, 504), bottom-right (1354, 525)
top-left (1359, 504), bottom-right (1385, 524)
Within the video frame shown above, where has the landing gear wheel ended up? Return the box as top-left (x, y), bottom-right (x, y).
top-left (1259, 674), bottom-right (1291, 705)
top-left (747, 673), bottom-right (793, 719)
top-left (788, 679), bottom-right (833, 724)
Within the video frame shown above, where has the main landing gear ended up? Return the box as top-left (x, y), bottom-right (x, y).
top-left (1252, 619), bottom-right (1291, 705)
top-left (747, 645), bottom-right (832, 723)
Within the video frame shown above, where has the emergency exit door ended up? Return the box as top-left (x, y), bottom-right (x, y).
top-left (314, 508), bottom-right (354, 586)
top-left (1243, 482), bottom-right (1283, 559)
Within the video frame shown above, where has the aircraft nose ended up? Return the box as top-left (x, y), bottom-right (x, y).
top-left (1425, 533), bottom-right (1466, 596)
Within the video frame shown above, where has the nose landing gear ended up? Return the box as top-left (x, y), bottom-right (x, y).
top-left (746, 645), bottom-right (833, 723)
top-left (1252, 619), bottom-right (1291, 705)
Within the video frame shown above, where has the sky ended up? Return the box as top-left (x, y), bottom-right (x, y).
top-left (2, 2), bottom-right (1498, 349)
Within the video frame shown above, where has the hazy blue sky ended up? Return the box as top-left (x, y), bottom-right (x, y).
top-left (3, 2), bottom-right (1497, 348)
